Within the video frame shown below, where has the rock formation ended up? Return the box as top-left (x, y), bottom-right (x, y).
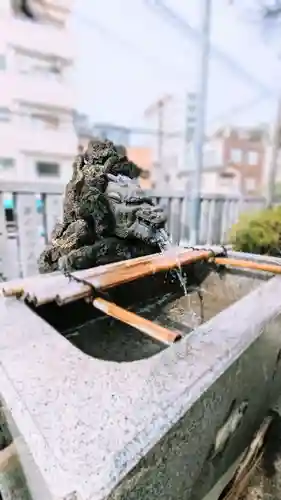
top-left (38, 139), bottom-right (167, 274)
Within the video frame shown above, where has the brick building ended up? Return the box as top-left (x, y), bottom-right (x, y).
top-left (181, 125), bottom-right (268, 196)
top-left (212, 125), bottom-right (267, 195)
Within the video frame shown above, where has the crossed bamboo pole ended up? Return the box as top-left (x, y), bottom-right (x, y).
top-left (3, 248), bottom-right (281, 346)
top-left (2, 248), bottom-right (212, 345)
top-left (57, 253), bottom-right (281, 344)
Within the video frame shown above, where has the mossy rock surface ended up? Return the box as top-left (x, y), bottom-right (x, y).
top-left (230, 206), bottom-right (281, 256)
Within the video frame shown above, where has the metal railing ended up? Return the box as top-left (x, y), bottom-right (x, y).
top-left (0, 181), bottom-right (268, 280)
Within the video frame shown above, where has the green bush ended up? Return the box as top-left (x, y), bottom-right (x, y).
top-left (230, 206), bottom-right (281, 256)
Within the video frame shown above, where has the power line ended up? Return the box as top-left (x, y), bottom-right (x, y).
top-left (70, 5), bottom-right (274, 131)
top-left (144, 0), bottom-right (278, 97)
top-left (74, 3), bottom-right (276, 101)
top-left (133, 94), bottom-right (271, 134)
top-left (208, 92), bottom-right (272, 126)
top-left (6, 92), bottom-right (267, 140)
top-left (78, 94), bottom-right (269, 139)
top-left (71, 9), bottom-right (185, 79)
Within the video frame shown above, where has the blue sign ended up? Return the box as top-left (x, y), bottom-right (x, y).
top-left (3, 198), bottom-right (13, 210)
top-left (3, 197), bottom-right (43, 210)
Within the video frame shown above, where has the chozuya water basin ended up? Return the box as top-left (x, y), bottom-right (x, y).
top-left (0, 251), bottom-right (281, 500)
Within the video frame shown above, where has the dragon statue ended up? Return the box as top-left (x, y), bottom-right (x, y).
top-left (38, 139), bottom-right (169, 274)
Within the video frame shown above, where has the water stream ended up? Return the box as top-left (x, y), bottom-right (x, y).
top-left (157, 228), bottom-right (188, 296)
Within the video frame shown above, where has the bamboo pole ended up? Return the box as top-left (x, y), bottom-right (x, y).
top-left (56, 249), bottom-right (212, 305)
top-left (4, 251), bottom-right (281, 309)
top-left (28, 249), bottom-right (188, 306)
top-left (2, 248), bottom-right (189, 304)
top-left (0, 271), bottom-right (62, 299)
top-left (214, 257), bottom-right (281, 275)
top-left (1, 255), bottom-right (148, 298)
top-left (90, 249), bottom-right (211, 290)
top-left (92, 297), bottom-right (181, 344)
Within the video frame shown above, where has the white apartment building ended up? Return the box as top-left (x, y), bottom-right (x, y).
top-left (144, 91), bottom-right (198, 190)
top-left (0, 0), bottom-right (77, 185)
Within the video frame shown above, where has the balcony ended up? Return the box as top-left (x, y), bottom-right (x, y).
top-left (0, 17), bottom-right (74, 61)
top-left (13, 73), bottom-right (75, 110)
top-left (0, 122), bottom-right (77, 157)
top-left (0, 73), bottom-right (75, 110)
top-left (23, 0), bottom-right (74, 27)
top-left (0, 75), bottom-right (14, 108)
top-left (19, 128), bottom-right (78, 157)
top-left (0, 123), bottom-right (16, 157)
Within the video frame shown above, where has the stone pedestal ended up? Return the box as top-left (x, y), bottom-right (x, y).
top-left (0, 269), bottom-right (281, 499)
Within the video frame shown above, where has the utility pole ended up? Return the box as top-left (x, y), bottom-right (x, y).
top-left (157, 99), bottom-right (165, 172)
top-left (189, 0), bottom-right (212, 245)
top-left (266, 96), bottom-right (281, 207)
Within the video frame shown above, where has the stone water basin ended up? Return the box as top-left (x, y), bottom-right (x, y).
top-left (0, 253), bottom-right (281, 499)
top-left (29, 260), bottom-right (265, 364)
top-left (61, 268), bottom-right (264, 363)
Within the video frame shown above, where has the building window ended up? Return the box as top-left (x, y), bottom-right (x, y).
top-left (204, 150), bottom-right (217, 168)
top-left (247, 151), bottom-right (259, 165)
top-left (33, 60), bottom-right (62, 79)
top-left (0, 158), bottom-right (14, 169)
top-left (36, 162), bottom-right (60, 177)
top-left (187, 104), bottom-right (196, 114)
top-left (230, 148), bottom-right (242, 163)
top-left (238, 129), bottom-right (248, 140)
top-left (187, 116), bottom-right (196, 125)
top-left (11, 0), bottom-right (66, 26)
top-left (186, 126), bottom-right (195, 139)
top-left (177, 171), bottom-right (188, 179)
top-left (187, 92), bottom-right (197, 101)
top-left (16, 51), bottom-right (62, 80)
top-left (0, 55), bottom-right (6, 70)
top-left (0, 108), bottom-right (11, 122)
top-left (11, 0), bottom-right (36, 20)
top-left (245, 177), bottom-right (256, 192)
top-left (219, 172), bottom-right (235, 187)
top-left (19, 104), bottom-right (72, 130)
top-left (248, 130), bottom-right (263, 142)
top-left (31, 113), bottom-right (59, 130)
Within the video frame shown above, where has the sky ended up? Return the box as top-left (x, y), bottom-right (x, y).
top-left (70, 0), bottom-right (281, 132)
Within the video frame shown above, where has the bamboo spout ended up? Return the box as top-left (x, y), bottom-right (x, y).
top-left (214, 257), bottom-right (281, 275)
top-left (93, 297), bottom-right (181, 344)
